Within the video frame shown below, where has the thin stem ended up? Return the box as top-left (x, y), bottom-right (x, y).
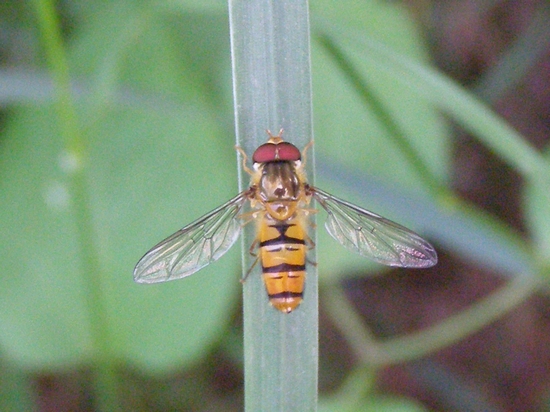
top-left (30, 1), bottom-right (119, 411)
top-left (326, 275), bottom-right (539, 367)
top-left (316, 32), bottom-right (445, 200)
top-left (229, 1), bottom-right (317, 411)
top-left (317, 26), bottom-right (550, 186)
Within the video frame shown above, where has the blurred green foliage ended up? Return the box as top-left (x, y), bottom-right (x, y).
top-left (1, 0), bottom-right (239, 376)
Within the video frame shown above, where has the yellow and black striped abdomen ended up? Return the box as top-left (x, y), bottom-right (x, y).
top-left (259, 216), bottom-right (307, 313)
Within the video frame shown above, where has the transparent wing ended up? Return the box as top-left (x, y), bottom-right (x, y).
top-left (133, 192), bottom-right (248, 283)
top-left (311, 187), bottom-right (437, 268)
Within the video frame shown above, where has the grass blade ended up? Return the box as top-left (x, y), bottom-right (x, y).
top-left (229, 1), bottom-right (318, 410)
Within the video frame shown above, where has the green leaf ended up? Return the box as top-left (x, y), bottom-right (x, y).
top-left (0, 2), bottom-right (238, 375)
top-left (0, 360), bottom-right (34, 411)
top-left (0, 102), bottom-right (240, 373)
top-left (309, 1), bottom-right (537, 283)
top-left (229, 0), bottom-right (318, 410)
top-left (311, 1), bottom-right (449, 278)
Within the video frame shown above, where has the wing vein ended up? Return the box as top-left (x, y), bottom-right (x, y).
top-left (134, 192), bottom-right (249, 283)
top-left (312, 187), bottom-right (437, 268)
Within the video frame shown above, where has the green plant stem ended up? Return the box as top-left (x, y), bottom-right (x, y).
top-left (325, 275), bottom-right (539, 367)
top-left (317, 27), bottom-right (550, 186)
top-left (316, 32), bottom-right (445, 200)
top-left (229, 0), bottom-right (317, 410)
top-left (317, 26), bottom-right (540, 275)
top-left (316, 21), bottom-right (543, 371)
top-left (30, 1), bottom-right (119, 411)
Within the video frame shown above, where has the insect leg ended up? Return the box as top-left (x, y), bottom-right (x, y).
top-left (303, 233), bottom-right (317, 266)
top-left (302, 207), bottom-right (318, 221)
top-left (238, 210), bottom-right (259, 226)
top-left (238, 207), bottom-right (263, 283)
top-left (240, 252), bottom-right (260, 284)
top-left (304, 233), bottom-right (316, 250)
top-left (248, 238), bottom-right (259, 257)
top-left (235, 145), bottom-right (254, 176)
top-left (301, 140), bottom-right (314, 168)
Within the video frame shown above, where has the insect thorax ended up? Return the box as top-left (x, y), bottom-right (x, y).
top-left (257, 161), bottom-right (303, 220)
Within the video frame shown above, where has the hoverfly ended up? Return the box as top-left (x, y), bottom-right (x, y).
top-left (133, 131), bottom-right (437, 313)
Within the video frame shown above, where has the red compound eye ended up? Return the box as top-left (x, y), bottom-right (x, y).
top-left (276, 142), bottom-right (301, 161)
top-left (252, 142), bottom-right (301, 163)
top-left (252, 143), bottom-right (276, 163)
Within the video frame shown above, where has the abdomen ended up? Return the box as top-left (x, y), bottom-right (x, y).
top-left (258, 216), bottom-right (307, 313)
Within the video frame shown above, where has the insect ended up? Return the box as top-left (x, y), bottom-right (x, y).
top-left (133, 131), bottom-right (437, 313)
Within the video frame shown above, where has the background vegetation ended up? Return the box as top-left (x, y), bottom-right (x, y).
top-left (1, 0), bottom-right (549, 411)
